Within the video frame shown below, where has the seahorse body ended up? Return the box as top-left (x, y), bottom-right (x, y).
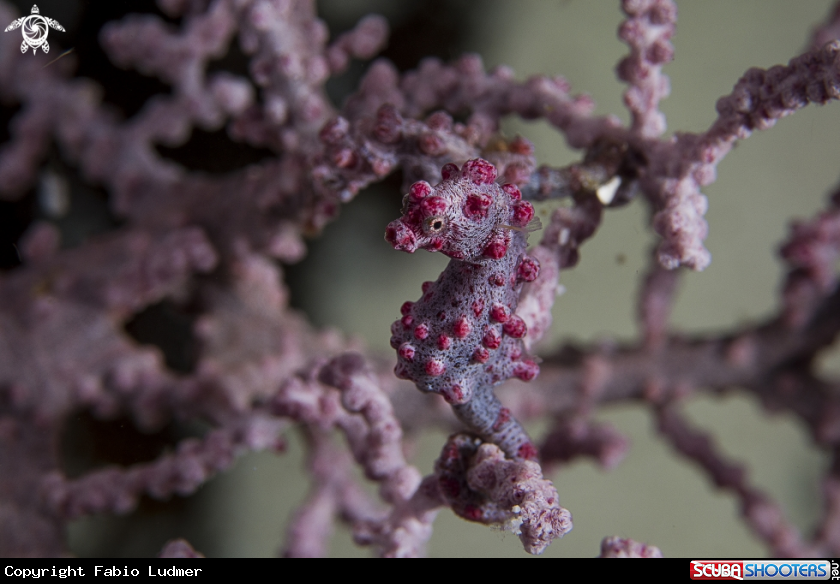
top-left (385, 159), bottom-right (541, 459)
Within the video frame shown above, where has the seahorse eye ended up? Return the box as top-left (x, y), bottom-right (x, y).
top-left (424, 216), bottom-right (446, 234)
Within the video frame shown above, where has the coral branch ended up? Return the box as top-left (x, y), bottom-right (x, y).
top-left (640, 40), bottom-right (840, 271)
top-left (617, 0), bottom-right (676, 139)
top-left (637, 250), bottom-right (682, 348)
top-left (434, 434), bottom-right (571, 555)
top-left (42, 414), bottom-right (284, 520)
top-left (599, 536), bottom-right (662, 558)
top-left (540, 418), bottom-right (629, 471)
top-left (282, 432), bottom-right (380, 558)
top-left (275, 353), bottom-right (441, 557)
top-left (158, 539), bottom-right (204, 558)
top-left (811, 1), bottom-right (840, 51)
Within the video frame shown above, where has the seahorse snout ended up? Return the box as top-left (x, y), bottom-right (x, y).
top-left (385, 219), bottom-right (417, 252)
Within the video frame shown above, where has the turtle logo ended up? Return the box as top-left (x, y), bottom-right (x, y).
top-left (4, 5), bottom-right (65, 55)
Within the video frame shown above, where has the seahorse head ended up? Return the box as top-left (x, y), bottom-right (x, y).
top-left (385, 159), bottom-right (534, 262)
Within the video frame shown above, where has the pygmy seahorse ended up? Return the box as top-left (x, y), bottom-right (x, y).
top-left (385, 158), bottom-right (541, 460)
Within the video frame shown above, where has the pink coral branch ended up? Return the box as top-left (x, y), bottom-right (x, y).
top-left (617, 0), bottom-right (677, 139)
top-left (158, 538), bottom-right (204, 558)
top-left (270, 354), bottom-right (441, 557)
top-left (599, 536), bottom-right (662, 558)
top-left (41, 413), bottom-right (284, 520)
top-left (434, 433), bottom-right (571, 555)
top-left (325, 15), bottom-right (389, 74)
top-left (640, 40), bottom-right (840, 271)
top-left (637, 250), bottom-right (682, 348)
top-left (282, 432), bottom-right (382, 558)
top-left (811, 0), bottom-right (840, 51)
top-left (540, 418), bottom-right (629, 471)
top-left (317, 353), bottom-right (441, 557)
